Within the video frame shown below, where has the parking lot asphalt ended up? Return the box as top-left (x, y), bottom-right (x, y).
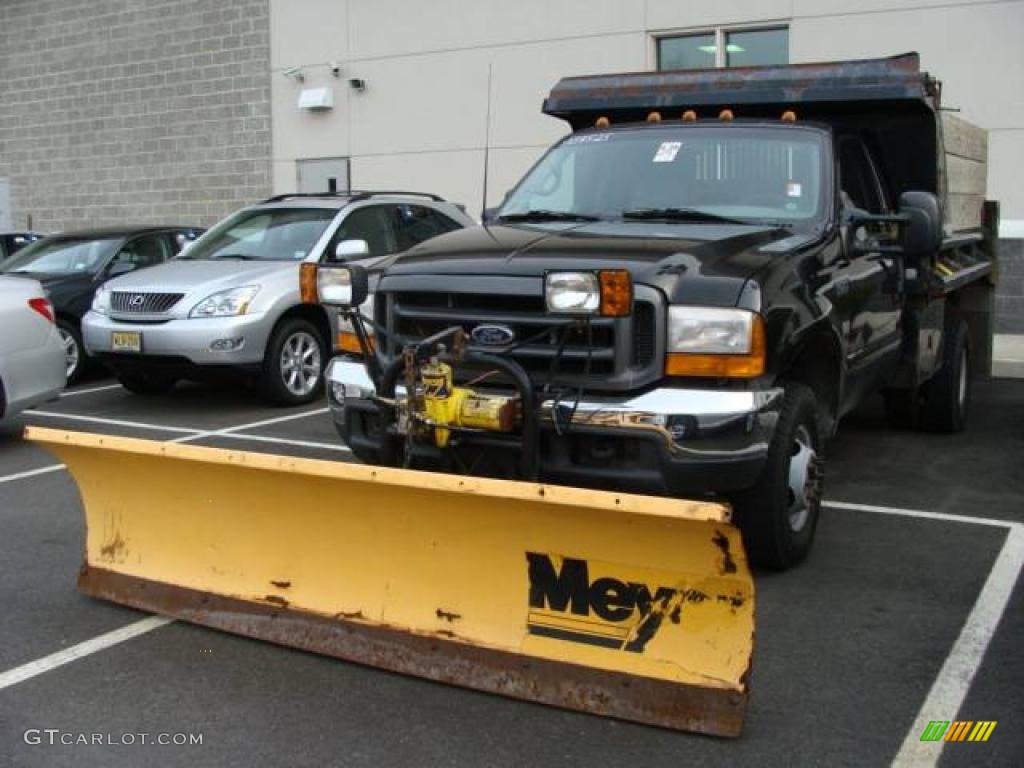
top-left (0, 375), bottom-right (1020, 768)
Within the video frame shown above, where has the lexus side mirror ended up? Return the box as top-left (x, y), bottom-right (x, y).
top-left (898, 191), bottom-right (942, 257)
top-left (333, 239), bottom-right (370, 262)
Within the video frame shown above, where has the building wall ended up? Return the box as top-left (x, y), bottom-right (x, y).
top-left (0, 0), bottom-right (272, 233)
top-left (269, 0), bottom-right (1024, 330)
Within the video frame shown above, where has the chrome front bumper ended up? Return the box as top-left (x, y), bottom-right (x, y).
top-left (326, 358), bottom-right (782, 460)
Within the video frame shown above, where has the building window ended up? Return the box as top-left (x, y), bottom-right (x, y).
top-left (657, 27), bottom-right (788, 71)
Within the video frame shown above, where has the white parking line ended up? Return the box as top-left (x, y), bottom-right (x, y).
top-left (824, 501), bottom-right (1022, 768)
top-left (58, 383), bottom-right (122, 398)
top-left (825, 499), bottom-right (1015, 529)
top-left (0, 465), bottom-right (66, 485)
top-left (30, 410), bottom-right (204, 435)
top-left (0, 616), bottom-right (173, 692)
top-left (2, 407), bottom-right (337, 488)
top-left (891, 522), bottom-right (1023, 768)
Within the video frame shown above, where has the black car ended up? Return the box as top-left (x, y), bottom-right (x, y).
top-left (2, 226), bottom-right (203, 382)
top-left (0, 232), bottom-right (44, 264)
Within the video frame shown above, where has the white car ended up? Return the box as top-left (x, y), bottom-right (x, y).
top-left (83, 191), bottom-right (473, 405)
top-left (0, 276), bottom-right (66, 419)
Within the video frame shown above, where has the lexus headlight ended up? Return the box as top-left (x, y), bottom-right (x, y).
top-left (91, 286), bottom-right (111, 315)
top-left (666, 306), bottom-right (766, 378)
top-left (190, 285), bottom-right (260, 318)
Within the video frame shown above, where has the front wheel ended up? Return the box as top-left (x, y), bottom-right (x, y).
top-left (262, 318), bottom-right (326, 406)
top-left (57, 320), bottom-right (86, 385)
top-left (732, 382), bottom-right (824, 570)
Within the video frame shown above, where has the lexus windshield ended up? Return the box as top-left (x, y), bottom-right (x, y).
top-left (2, 237), bottom-right (120, 275)
top-left (499, 125), bottom-right (828, 226)
top-left (179, 208), bottom-right (336, 261)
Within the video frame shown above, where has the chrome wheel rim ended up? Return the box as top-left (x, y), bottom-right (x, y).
top-left (279, 331), bottom-right (321, 397)
top-left (957, 348), bottom-right (968, 410)
top-left (787, 424), bottom-right (820, 532)
top-left (59, 327), bottom-right (79, 379)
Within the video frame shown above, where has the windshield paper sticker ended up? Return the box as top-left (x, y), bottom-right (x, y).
top-left (653, 142), bottom-right (682, 163)
top-left (786, 182), bottom-right (802, 197)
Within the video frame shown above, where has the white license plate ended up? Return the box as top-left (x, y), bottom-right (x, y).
top-left (111, 331), bottom-right (142, 353)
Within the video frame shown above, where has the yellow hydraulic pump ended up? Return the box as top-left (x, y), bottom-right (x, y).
top-left (419, 360), bottom-right (519, 447)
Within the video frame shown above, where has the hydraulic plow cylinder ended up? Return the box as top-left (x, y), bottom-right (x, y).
top-left (29, 427), bottom-right (755, 737)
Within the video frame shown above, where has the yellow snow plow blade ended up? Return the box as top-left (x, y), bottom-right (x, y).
top-left (29, 427), bottom-right (754, 737)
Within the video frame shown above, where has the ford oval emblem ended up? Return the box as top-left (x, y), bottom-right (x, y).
top-left (470, 323), bottom-right (516, 347)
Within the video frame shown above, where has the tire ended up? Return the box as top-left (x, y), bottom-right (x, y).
top-left (118, 371), bottom-right (177, 395)
top-left (262, 317), bottom-right (327, 406)
top-left (919, 318), bottom-right (970, 433)
top-left (57, 320), bottom-right (86, 385)
top-left (733, 382), bottom-right (824, 570)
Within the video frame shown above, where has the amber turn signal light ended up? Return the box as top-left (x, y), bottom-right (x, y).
top-left (599, 270), bottom-right (632, 317)
top-left (337, 331), bottom-right (374, 355)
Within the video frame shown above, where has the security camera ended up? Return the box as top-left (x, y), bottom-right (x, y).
top-left (349, 78), bottom-right (366, 92)
top-left (329, 61), bottom-right (341, 77)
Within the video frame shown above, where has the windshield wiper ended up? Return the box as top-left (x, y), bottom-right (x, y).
top-left (621, 207), bottom-right (747, 225)
top-left (208, 253), bottom-right (257, 260)
top-left (497, 210), bottom-right (601, 223)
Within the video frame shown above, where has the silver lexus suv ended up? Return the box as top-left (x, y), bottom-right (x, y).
top-left (83, 192), bottom-right (472, 404)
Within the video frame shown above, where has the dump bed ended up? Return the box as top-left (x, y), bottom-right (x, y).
top-left (543, 53), bottom-right (989, 237)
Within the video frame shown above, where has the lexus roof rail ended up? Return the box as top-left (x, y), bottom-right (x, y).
top-left (261, 190), bottom-right (445, 204)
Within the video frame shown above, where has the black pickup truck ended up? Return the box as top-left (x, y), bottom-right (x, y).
top-left (319, 54), bottom-right (998, 569)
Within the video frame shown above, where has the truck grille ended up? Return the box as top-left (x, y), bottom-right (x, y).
top-left (381, 287), bottom-right (662, 390)
top-left (110, 291), bottom-right (184, 314)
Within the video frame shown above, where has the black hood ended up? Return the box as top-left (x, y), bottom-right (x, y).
top-left (382, 221), bottom-right (808, 306)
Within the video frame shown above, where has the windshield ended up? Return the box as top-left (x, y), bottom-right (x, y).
top-left (499, 126), bottom-right (827, 225)
top-left (179, 208), bottom-right (336, 261)
top-left (2, 237), bottom-right (120, 275)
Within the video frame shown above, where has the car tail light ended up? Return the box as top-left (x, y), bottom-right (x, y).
top-left (28, 297), bottom-right (55, 323)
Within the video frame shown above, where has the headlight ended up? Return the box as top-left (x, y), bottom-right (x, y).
top-left (91, 286), bottom-right (110, 315)
top-left (668, 307), bottom-right (755, 354)
top-left (666, 307), bottom-right (766, 378)
top-left (189, 285), bottom-right (260, 318)
top-left (545, 272), bottom-right (600, 314)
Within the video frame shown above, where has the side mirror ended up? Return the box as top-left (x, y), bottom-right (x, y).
top-left (481, 207), bottom-right (499, 224)
top-left (107, 261), bottom-right (136, 278)
top-left (302, 263), bottom-right (369, 307)
top-left (333, 239), bottom-right (369, 262)
top-left (898, 191), bottom-right (942, 257)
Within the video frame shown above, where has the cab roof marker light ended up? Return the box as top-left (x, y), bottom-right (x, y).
top-left (781, 110), bottom-right (797, 123)
top-left (719, 109), bottom-right (734, 122)
top-left (595, 116), bottom-right (610, 128)
top-left (646, 111), bottom-right (662, 123)
top-left (682, 110), bottom-right (697, 123)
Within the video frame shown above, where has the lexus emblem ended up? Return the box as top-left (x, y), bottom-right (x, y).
top-left (470, 324), bottom-right (516, 347)
top-left (129, 294), bottom-right (146, 307)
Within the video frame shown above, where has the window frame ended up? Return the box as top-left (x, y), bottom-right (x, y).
top-left (653, 22), bottom-right (789, 71)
